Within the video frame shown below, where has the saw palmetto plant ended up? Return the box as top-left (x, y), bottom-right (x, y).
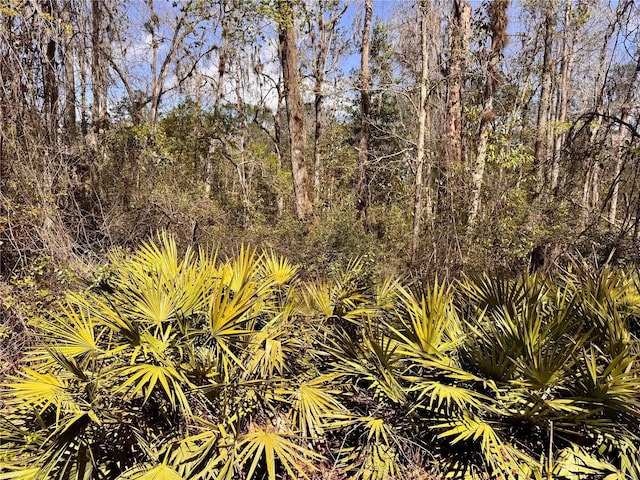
top-left (0, 235), bottom-right (331, 480)
top-left (322, 270), bottom-right (640, 479)
top-left (457, 270), bottom-right (640, 479)
top-left (1, 235), bottom-right (639, 479)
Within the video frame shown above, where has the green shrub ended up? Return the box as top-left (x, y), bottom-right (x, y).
top-left (1, 235), bottom-right (639, 479)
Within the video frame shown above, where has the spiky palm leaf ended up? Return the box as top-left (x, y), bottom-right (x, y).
top-left (260, 251), bottom-right (299, 288)
top-left (333, 415), bottom-right (410, 480)
top-left (390, 282), bottom-right (464, 360)
top-left (276, 374), bottom-right (348, 439)
top-left (434, 415), bottom-right (539, 479)
top-left (120, 464), bottom-right (184, 480)
top-left (329, 323), bottom-right (407, 404)
top-left (234, 423), bottom-right (322, 480)
top-left (554, 444), bottom-right (626, 479)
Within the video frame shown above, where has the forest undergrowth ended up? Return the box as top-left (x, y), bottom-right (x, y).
top-left (0, 233), bottom-right (639, 479)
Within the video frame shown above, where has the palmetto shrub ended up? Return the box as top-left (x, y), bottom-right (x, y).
top-left (455, 269), bottom-right (640, 478)
top-left (0, 235), bottom-right (324, 480)
top-left (319, 268), bottom-right (640, 479)
top-left (1, 236), bottom-right (639, 479)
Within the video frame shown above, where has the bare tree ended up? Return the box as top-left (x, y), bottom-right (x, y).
top-left (443, 0), bottom-right (471, 175)
top-left (549, 0), bottom-right (575, 192)
top-left (91, 0), bottom-right (107, 130)
top-left (533, 4), bottom-right (555, 186)
top-left (608, 54), bottom-right (639, 225)
top-left (60, 0), bottom-right (77, 143)
top-left (411, 0), bottom-right (434, 261)
top-left (277, 0), bottom-right (314, 221)
top-left (41, 0), bottom-right (60, 139)
top-left (356, 0), bottom-right (372, 225)
top-left (467, 0), bottom-right (509, 230)
top-left (105, 0), bottom-right (215, 125)
top-left (305, 0), bottom-right (348, 203)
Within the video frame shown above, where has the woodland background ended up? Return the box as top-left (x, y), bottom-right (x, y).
top-left (1, 0), bottom-right (640, 285)
top-left (2, 1), bottom-right (640, 478)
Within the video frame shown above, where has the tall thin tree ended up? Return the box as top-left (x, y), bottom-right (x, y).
top-left (411, 0), bottom-right (434, 261)
top-left (307, 0), bottom-right (348, 203)
top-left (467, 0), bottom-right (509, 231)
top-left (443, 0), bottom-right (471, 171)
top-left (277, 0), bottom-right (314, 221)
top-left (534, 5), bottom-right (555, 187)
top-left (356, 0), bottom-right (372, 225)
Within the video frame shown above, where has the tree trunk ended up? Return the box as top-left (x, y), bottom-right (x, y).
top-left (591, 163), bottom-right (600, 216)
top-left (277, 0), bottom-right (314, 222)
top-left (534, 6), bottom-right (555, 185)
top-left (443, 0), bottom-right (471, 172)
top-left (61, 0), bottom-right (77, 143)
top-left (356, 0), bottom-right (372, 225)
top-left (148, 0), bottom-right (159, 124)
top-left (275, 95), bottom-right (285, 217)
top-left (215, 0), bottom-right (229, 109)
top-left (467, 0), bottom-right (509, 231)
top-left (311, 2), bottom-right (329, 203)
top-left (42, 0), bottom-right (59, 140)
top-left (467, 96), bottom-right (492, 231)
top-left (550, 0), bottom-right (574, 193)
top-left (207, 0), bottom-right (230, 197)
top-left (310, 0), bottom-right (346, 203)
top-left (411, 0), bottom-right (433, 262)
top-left (79, 39), bottom-right (89, 135)
top-left (608, 155), bottom-right (623, 225)
top-left (313, 83), bottom-right (325, 203)
top-left (608, 54), bottom-right (639, 224)
top-left (91, 0), bottom-right (106, 130)
top-left (235, 72), bottom-right (252, 224)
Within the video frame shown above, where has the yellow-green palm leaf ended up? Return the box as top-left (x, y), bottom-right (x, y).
top-left (4, 368), bottom-right (77, 417)
top-left (261, 251), bottom-right (299, 287)
top-left (237, 424), bottom-right (322, 480)
top-left (119, 464), bottom-right (185, 480)
top-left (287, 375), bottom-right (346, 438)
top-left (118, 363), bottom-right (192, 417)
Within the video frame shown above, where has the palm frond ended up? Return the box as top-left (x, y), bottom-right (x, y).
top-left (355, 442), bottom-right (399, 480)
top-left (297, 259), bottom-right (374, 321)
top-left (168, 421), bottom-right (238, 480)
top-left (463, 313), bottom-right (521, 383)
top-left (410, 380), bottom-right (492, 415)
top-left (261, 251), bottom-right (299, 287)
top-left (434, 415), bottom-right (537, 478)
top-left (117, 363), bottom-right (193, 417)
top-left (108, 237), bottom-right (216, 327)
top-left (330, 325), bottom-right (406, 404)
top-left (119, 463), bottom-right (185, 480)
top-left (297, 280), bottom-right (332, 316)
top-left (460, 273), bottom-right (528, 314)
top-left (33, 304), bottom-right (100, 361)
top-left (237, 423), bottom-right (322, 480)
top-left (392, 282), bottom-right (463, 358)
top-left (554, 444), bottom-right (624, 479)
top-left (338, 416), bottom-right (404, 480)
top-left (33, 412), bottom-right (93, 480)
top-left (224, 245), bottom-right (265, 293)
top-left (373, 276), bottom-right (403, 311)
top-left (208, 270), bottom-right (264, 340)
top-left (285, 374), bottom-right (347, 438)
top-left (3, 368), bottom-right (76, 418)
top-left (69, 292), bottom-right (141, 346)
top-left (0, 467), bottom-right (40, 480)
